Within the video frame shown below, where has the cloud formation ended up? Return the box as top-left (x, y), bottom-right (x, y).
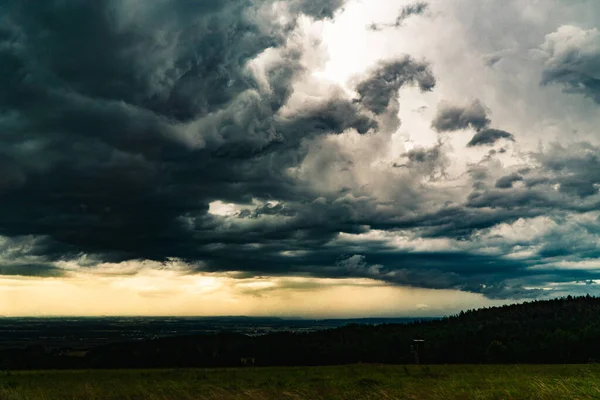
top-left (431, 100), bottom-right (515, 147)
top-left (538, 25), bottom-right (600, 104)
top-left (0, 0), bottom-right (363, 260)
top-left (369, 2), bottom-right (429, 31)
top-left (431, 100), bottom-right (491, 132)
top-left (355, 57), bottom-right (435, 114)
top-left (495, 173), bottom-right (524, 189)
top-left (1, 0), bottom-right (600, 310)
top-left (467, 128), bottom-right (515, 147)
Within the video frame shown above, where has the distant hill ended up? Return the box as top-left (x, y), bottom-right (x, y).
top-left (2, 295), bottom-right (600, 369)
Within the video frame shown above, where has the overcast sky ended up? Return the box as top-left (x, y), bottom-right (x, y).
top-left (1, 0), bottom-right (600, 317)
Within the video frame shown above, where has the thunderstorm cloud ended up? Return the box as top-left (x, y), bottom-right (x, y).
top-left (1, 0), bottom-right (600, 308)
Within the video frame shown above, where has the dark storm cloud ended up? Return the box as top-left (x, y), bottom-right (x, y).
top-left (495, 173), bottom-right (524, 189)
top-left (0, 0), bottom-right (356, 263)
top-left (399, 142), bottom-right (448, 179)
top-left (537, 142), bottom-right (600, 198)
top-left (1, 0), bottom-right (598, 302)
top-left (0, 0), bottom-right (434, 275)
top-left (0, 264), bottom-right (65, 278)
top-left (431, 100), bottom-right (516, 148)
top-left (331, 202), bottom-right (600, 296)
top-left (2, 0), bottom-right (537, 301)
top-left (240, 202), bottom-right (297, 219)
top-left (355, 57), bottom-right (435, 114)
top-left (327, 252), bottom-right (548, 300)
top-left (292, 0), bottom-right (346, 19)
top-left (467, 128), bottom-right (515, 147)
top-left (525, 177), bottom-right (552, 188)
top-left (466, 188), bottom-right (554, 211)
top-left (406, 146), bottom-right (442, 163)
top-left (0, 235), bottom-right (68, 277)
top-left (369, 2), bottom-right (429, 31)
top-left (396, 2), bottom-right (429, 25)
top-left (431, 100), bottom-right (491, 132)
top-left (539, 26), bottom-right (600, 104)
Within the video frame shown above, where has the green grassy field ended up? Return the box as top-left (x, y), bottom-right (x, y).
top-left (1, 364), bottom-right (600, 400)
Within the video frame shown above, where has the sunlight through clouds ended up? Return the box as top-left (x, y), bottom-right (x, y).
top-left (1, 0), bottom-right (600, 316)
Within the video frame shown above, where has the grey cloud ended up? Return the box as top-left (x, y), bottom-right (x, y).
top-left (0, 264), bottom-right (66, 278)
top-left (537, 142), bottom-right (600, 198)
top-left (466, 188), bottom-right (554, 210)
top-left (239, 202), bottom-right (297, 219)
top-left (355, 57), bottom-right (435, 115)
top-left (293, 0), bottom-right (346, 19)
top-left (558, 177), bottom-right (598, 197)
top-left (539, 25), bottom-right (600, 104)
top-left (396, 2), bottom-right (429, 25)
top-left (369, 2), bottom-right (428, 31)
top-left (328, 252), bottom-right (544, 299)
top-left (406, 146), bottom-right (440, 163)
top-left (482, 48), bottom-right (517, 68)
top-left (2, 0), bottom-right (599, 303)
top-left (468, 164), bottom-right (489, 182)
top-left (430, 99), bottom-right (516, 149)
top-left (495, 173), bottom-right (524, 189)
top-left (0, 0), bottom-right (361, 265)
top-left (402, 142), bottom-right (448, 179)
top-left (0, 0), bottom-right (434, 281)
top-left (335, 254), bottom-right (382, 275)
top-left (0, 235), bottom-right (69, 277)
top-left (525, 177), bottom-right (552, 188)
top-left (467, 128), bottom-right (515, 147)
top-left (431, 100), bottom-right (491, 132)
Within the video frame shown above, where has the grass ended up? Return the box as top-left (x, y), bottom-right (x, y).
top-left (1, 364), bottom-right (600, 399)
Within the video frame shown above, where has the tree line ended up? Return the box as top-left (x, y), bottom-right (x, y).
top-left (2, 295), bottom-right (600, 369)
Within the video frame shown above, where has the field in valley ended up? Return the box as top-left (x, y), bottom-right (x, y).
top-left (1, 364), bottom-right (600, 400)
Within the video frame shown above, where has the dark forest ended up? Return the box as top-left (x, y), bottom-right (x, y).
top-left (2, 295), bottom-right (599, 370)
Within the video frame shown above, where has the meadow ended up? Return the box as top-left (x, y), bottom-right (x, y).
top-left (1, 364), bottom-right (600, 400)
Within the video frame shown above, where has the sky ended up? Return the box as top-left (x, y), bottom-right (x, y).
top-left (1, 0), bottom-right (600, 317)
